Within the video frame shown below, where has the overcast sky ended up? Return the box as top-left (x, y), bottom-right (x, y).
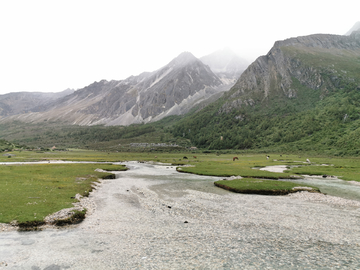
top-left (0, 0), bottom-right (358, 95)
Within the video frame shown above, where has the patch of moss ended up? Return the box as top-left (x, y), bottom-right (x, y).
top-left (54, 209), bottom-right (87, 226)
top-left (99, 164), bottom-right (128, 172)
top-left (17, 220), bottom-right (46, 231)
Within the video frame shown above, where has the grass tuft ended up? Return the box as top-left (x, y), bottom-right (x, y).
top-left (54, 209), bottom-right (87, 226)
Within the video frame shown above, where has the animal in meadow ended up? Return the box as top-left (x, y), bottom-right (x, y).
top-left (306, 159), bottom-right (310, 163)
top-left (183, 156), bottom-right (188, 159)
top-left (193, 156), bottom-right (197, 159)
top-left (233, 157), bottom-right (238, 161)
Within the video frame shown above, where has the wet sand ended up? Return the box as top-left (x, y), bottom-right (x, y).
top-left (1, 161), bottom-right (360, 269)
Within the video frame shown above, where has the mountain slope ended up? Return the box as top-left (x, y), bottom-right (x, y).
top-left (0, 52), bottom-right (228, 126)
top-left (172, 31), bottom-right (360, 154)
top-left (0, 89), bottom-right (74, 116)
top-left (222, 31), bottom-right (360, 112)
top-left (346, 21), bottom-right (360, 35)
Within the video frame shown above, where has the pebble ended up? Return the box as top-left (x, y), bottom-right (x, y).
top-left (288, 191), bottom-right (360, 207)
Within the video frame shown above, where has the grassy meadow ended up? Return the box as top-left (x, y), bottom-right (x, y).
top-left (0, 162), bottom-right (126, 224)
top-left (214, 178), bottom-right (319, 195)
top-left (176, 154), bottom-right (301, 179)
top-left (2, 149), bottom-right (360, 225)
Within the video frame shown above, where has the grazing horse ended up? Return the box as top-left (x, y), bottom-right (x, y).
top-left (193, 156), bottom-right (197, 159)
top-left (233, 157), bottom-right (238, 161)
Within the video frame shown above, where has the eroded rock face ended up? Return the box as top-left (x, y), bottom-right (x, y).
top-left (75, 52), bottom-right (224, 125)
top-left (0, 52), bottom-right (227, 126)
top-left (219, 32), bottom-right (360, 113)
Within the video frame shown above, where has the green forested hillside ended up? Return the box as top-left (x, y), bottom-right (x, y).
top-left (0, 116), bottom-right (186, 151)
top-left (0, 139), bottom-right (25, 152)
top-left (173, 87), bottom-right (360, 155)
top-left (1, 34), bottom-right (360, 156)
top-left (172, 37), bottom-right (360, 155)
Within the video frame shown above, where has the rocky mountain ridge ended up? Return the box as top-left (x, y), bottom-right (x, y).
top-left (0, 89), bottom-right (74, 117)
top-left (219, 31), bottom-right (360, 113)
top-left (171, 29), bottom-right (360, 151)
top-left (0, 51), bottom-right (242, 126)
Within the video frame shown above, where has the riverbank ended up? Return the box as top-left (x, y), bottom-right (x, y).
top-left (0, 186), bottom-right (100, 232)
top-left (1, 162), bottom-right (360, 269)
top-left (2, 161), bottom-right (360, 232)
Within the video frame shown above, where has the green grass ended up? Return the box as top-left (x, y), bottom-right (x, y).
top-left (177, 154), bottom-right (302, 179)
top-left (0, 118), bottom-right (190, 151)
top-left (214, 178), bottom-right (319, 195)
top-left (0, 163), bottom-right (115, 224)
top-left (288, 159), bottom-right (360, 182)
top-left (96, 164), bottom-right (128, 171)
top-left (0, 149), bottom-right (195, 163)
top-left (174, 153), bottom-right (360, 182)
top-left (0, 149), bottom-right (124, 163)
top-left (282, 46), bottom-right (360, 80)
top-left (3, 150), bottom-right (360, 224)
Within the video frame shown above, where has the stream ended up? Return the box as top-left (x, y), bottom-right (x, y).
top-left (1, 161), bottom-right (360, 269)
top-left (259, 165), bottom-right (360, 202)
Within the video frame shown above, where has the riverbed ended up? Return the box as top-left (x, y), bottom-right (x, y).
top-left (1, 161), bottom-right (360, 269)
top-left (260, 165), bottom-right (360, 202)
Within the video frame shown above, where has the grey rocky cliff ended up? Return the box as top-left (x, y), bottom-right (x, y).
top-left (219, 32), bottom-right (360, 113)
top-left (0, 52), bottom-right (227, 126)
top-left (76, 52), bottom-right (223, 125)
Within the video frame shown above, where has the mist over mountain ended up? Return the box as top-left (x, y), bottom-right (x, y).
top-left (172, 30), bottom-right (360, 153)
top-left (3, 23), bottom-right (360, 154)
top-left (220, 31), bottom-right (360, 113)
top-left (200, 48), bottom-right (248, 85)
top-left (345, 21), bottom-right (360, 35)
top-left (0, 89), bottom-right (74, 117)
top-left (0, 51), bottom-right (235, 126)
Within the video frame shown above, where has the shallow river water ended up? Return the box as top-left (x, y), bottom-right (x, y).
top-left (1, 162), bottom-right (360, 269)
top-left (260, 165), bottom-right (360, 201)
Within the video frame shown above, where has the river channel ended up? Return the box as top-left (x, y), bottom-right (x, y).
top-left (260, 165), bottom-right (360, 202)
top-left (1, 161), bottom-right (360, 269)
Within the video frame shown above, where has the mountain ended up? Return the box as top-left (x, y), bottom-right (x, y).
top-left (172, 31), bottom-right (360, 153)
top-left (0, 52), bottom-right (231, 126)
top-left (0, 89), bottom-right (74, 117)
top-left (345, 21), bottom-right (360, 35)
top-left (220, 31), bottom-right (360, 113)
top-left (200, 48), bottom-right (248, 85)
top-left (222, 31), bottom-right (360, 112)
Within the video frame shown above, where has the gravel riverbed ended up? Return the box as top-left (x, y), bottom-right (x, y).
top-left (1, 161), bottom-right (360, 269)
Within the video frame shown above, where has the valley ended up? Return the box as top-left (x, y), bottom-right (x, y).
top-left (1, 153), bottom-right (360, 269)
top-left (1, 31), bottom-right (360, 156)
top-left (1, 2), bottom-right (360, 268)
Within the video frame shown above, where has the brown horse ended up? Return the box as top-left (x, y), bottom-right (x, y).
top-left (233, 157), bottom-right (238, 161)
